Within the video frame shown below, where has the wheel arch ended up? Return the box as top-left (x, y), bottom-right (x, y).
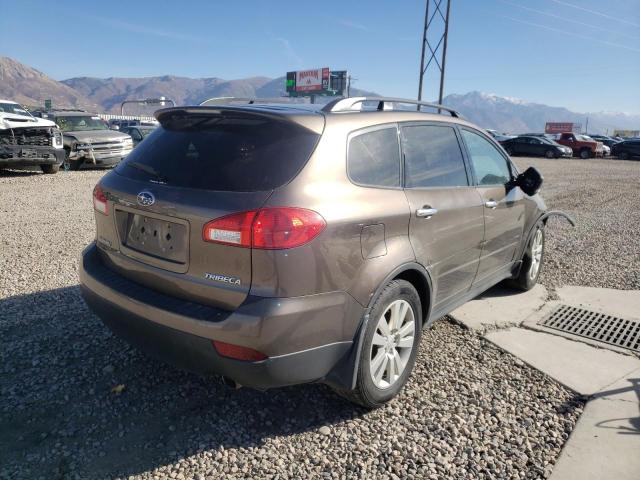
top-left (324, 262), bottom-right (433, 391)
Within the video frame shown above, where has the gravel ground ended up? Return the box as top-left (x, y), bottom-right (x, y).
top-left (512, 157), bottom-right (640, 291)
top-left (4, 157), bottom-right (637, 479)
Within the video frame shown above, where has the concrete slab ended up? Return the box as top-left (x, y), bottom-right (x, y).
top-left (485, 327), bottom-right (640, 395)
top-left (450, 284), bottom-right (547, 332)
top-left (550, 368), bottom-right (640, 480)
top-left (556, 286), bottom-right (640, 321)
top-left (521, 286), bottom-right (640, 356)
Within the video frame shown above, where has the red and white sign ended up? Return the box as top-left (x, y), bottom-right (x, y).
top-left (545, 122), bottom-right (580, 134)
top-left (295, 68), bottom-right (330, 92)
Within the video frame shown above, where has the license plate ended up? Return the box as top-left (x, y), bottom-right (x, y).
top-left (124, 214), bottom-right (187, 263)
top-left (20, 149), bottom-right (37, 158)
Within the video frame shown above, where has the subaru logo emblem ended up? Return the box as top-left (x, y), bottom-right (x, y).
top-left (137, 191), bottom-right (155, 206)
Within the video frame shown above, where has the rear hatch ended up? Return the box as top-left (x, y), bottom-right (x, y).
top-left (95, 107), bottom-right (323, 310)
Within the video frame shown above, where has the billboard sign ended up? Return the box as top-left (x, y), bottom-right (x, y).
top-left (545, 122), bottom-right (581, 134)
top-left (286, 68), bottom-right (331, 95)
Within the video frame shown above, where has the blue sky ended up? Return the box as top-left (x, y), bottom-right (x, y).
top-left (1, 0), bottom-right (639, 113)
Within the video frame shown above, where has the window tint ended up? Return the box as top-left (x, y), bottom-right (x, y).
top-left (348, 127), bottom-right (400, 187)
top-left (461, 129), bottom-right (511, 186)
top-left (402, 125), bottom-right (468, 188)
top-left (115, 112), bottom-right (320, 192)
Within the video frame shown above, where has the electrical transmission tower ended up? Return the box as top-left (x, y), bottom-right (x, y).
top-left (417, 0), bottom-right (452, 107)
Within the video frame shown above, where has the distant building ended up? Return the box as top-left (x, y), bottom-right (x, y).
top-left (613, 129), bottom-right (640, 138)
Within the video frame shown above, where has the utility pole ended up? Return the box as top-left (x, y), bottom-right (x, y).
top-left (417, 0), bottom-right (452, 110)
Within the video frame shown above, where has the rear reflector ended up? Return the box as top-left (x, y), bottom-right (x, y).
top-left (203, 207), bottom-right (325, 250)
top-left (93, 185), bottom-right (108, 215)
top-left (212, 340), bottom-right (268, 362)
top-left (203, 210), bottom-right (256, 247)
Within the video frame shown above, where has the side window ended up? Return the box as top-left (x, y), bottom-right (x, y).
top-left (402, 125), bottom-right (468, 188)
top-left (461, 129), bottom-right (512, 186)
top-left (348, 127), bottom-right (400, 188)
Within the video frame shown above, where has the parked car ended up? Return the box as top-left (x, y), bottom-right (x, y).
top-left (485, 129), bottom-right (516, 142)
top-left (519, 133), bottom-right (558, 142)
top-left (584, 134), bottom-right (618, 149)
top-left (501, 135), bottom-right (573, 158)
top-left (41, 111), bottom-right (133, 170)
top-left (79, 97), bottom-right (570, 408)
top-left (611, 140), bottom-right (640, 160)
top-left (555, 132), bottom-right (604, 159)
top-left (0, 99), bottom-right (64, 173)
top-left (120, 125), bottom-right (156, 146)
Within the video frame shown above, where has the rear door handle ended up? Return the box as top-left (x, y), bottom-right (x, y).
top-left (484, 200), bottom-right (498, 209)
top-left (416, 207), bottom-right (438, 218)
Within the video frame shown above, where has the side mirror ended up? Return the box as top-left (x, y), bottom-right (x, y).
top-left (515, 166), bottom-right (543, 196)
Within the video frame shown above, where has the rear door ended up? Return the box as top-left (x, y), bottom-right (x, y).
top-left (529, 138), bottom-right (546, 156)
top-left (512, 138), bottom-right (527, 155)
top-left (96, 109), bottom-right (322, 310)
top-left (459, 128), bottom-right (525, 283)
top-left (400, 122), bottom-right (485, 307)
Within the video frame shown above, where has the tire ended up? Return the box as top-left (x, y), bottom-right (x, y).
top-left (580, 148), bottom-right (591, 159)
top-left (618, 151), bottom-right (629, 160)
top-left (334, 279), bottom-right (422, 409)
top-left (62, 150), bottom-right (81, 171)
top-left (545, 149), bottom-right (556, 159)
top-left (40, 163), bottom-right (59, 174)
top-left (508, 222), bottom-right (545, 291)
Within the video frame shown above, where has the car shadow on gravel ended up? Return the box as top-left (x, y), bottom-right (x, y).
top-left (0, 286), bottom-right (366, 478)
top-left (0, 167), bottom-right (42, 177)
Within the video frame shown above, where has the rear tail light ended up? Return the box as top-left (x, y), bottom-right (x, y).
top-left (202, 210), bottom-right (256, 247)
top-left (203, 207), bottom-right (325, 250)
top-left (212, 340), bottom-right (267, 362)
top-left (93, 185), bottom-right (108, 215)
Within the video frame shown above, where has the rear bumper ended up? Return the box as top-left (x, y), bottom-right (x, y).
top-left (79, 243), bottom-right (361, 389)
top-left (0, 146), bottom-right (63, 166)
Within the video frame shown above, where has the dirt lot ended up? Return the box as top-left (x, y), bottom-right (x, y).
top-left (1, 156), bottom-right (638, 479)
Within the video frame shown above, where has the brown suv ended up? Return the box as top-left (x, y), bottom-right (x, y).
top-left (80, 97), bottom-right (553, 408)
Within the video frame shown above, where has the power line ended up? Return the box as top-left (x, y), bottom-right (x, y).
top-left (499, 15), bottom-right (640, 53)
top-left (498, 0), bottom-right (640, 41)
top-left (547, 0), bottom-right (640, 29)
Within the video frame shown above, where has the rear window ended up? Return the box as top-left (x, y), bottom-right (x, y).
top-left (115, 112), bottom-right (320, 192)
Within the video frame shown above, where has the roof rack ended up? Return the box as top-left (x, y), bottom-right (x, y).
top-left (43, 108), bottom-right (88, 113)
top-left (199, 97), bottom-right (295, 106)
top-left (321, 97), bottom-right (461, 117)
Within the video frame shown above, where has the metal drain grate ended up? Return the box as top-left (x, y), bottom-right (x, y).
top-left (540, 304), bottom-right (640, 353)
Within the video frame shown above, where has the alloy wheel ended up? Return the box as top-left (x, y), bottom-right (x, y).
top-left (369, 299), bottom-right (416, 389)
top-left (529, 228), bottom-right (544, 280)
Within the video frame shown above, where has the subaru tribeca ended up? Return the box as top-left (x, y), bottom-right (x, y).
top-left (80, 97), bottom-right (561, 408)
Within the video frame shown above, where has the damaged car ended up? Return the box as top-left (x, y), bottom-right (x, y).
top-left (80, 97), bottom-right (575, 408)
top-left (41, 110), bottom-right (133, 170)
top-left (0, 99), bottom-right (64, 174)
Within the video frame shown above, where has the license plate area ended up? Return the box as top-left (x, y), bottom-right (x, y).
top-left (115, 207), bottom-right (189, 270)
top-left (20, 148), bottom-right (37, 158)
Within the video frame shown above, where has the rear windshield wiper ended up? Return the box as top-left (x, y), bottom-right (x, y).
top-left (126, 161), bottom-right (169, 184)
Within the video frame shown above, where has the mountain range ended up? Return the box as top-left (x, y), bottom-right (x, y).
top-left (1, 56), bottom-right (638, 134)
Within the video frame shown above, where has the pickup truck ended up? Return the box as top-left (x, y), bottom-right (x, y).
top-left (38, 110), bottom-right (133, 170)
top-left (0, 99), bottom-right (64, 173)
top-left (555, 132), bottom-right (604, 159)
